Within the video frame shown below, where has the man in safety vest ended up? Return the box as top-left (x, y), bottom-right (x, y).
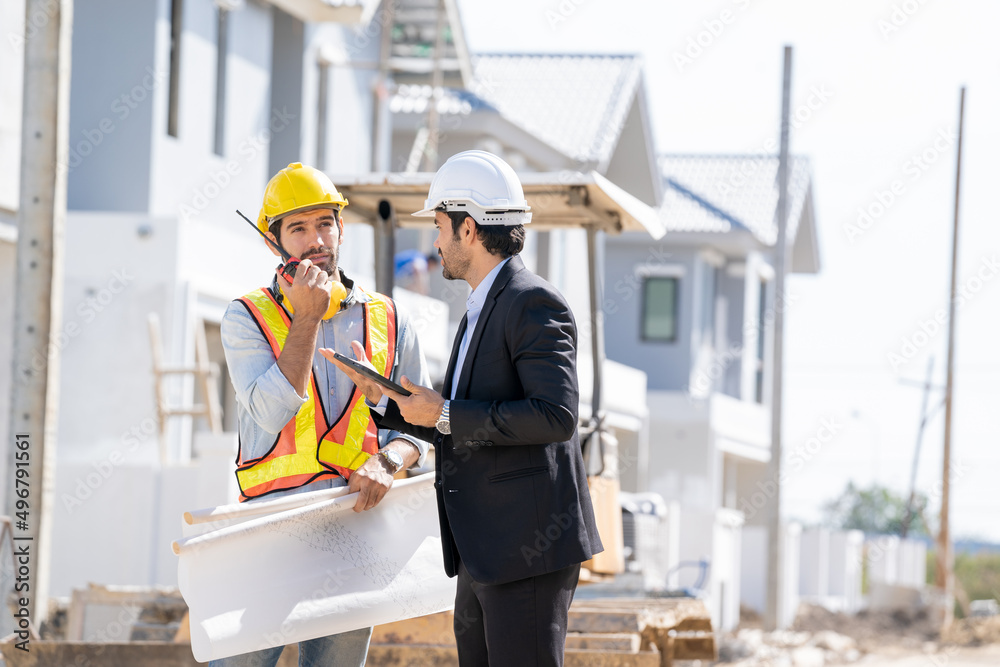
top-left (216, 162), bottom-right (431, 667)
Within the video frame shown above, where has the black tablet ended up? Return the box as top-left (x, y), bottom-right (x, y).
top-left (331, 351), bottom-right (412, 397)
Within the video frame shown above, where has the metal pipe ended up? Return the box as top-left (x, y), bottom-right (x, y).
top-left (375, 199), bottom-right (396, 295)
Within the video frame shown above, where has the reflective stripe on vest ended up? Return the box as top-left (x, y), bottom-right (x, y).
top-left (234, 287), bottom-right (397, 501)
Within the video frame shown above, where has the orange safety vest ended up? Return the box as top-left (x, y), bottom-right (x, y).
top-left (233, 286), bottom-right (397, 501)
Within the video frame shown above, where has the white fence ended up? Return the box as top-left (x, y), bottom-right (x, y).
top-left (866, 535), bottom-right (927, 588)
top-left (798, 527), bottom-right (864, 613)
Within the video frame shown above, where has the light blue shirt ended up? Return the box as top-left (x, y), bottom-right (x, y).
top-left (450, 257), bottom-right (512, 398)
top-left (220, 275), bottom-right (430, 501)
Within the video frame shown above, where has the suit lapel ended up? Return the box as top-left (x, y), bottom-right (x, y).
top-left (442, 313), bottom-right (467, 400)
top-left (454, 256), bottom-right (524, 399)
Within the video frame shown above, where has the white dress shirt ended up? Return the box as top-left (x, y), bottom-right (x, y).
top-left (450, 257), bottom-right (512, 399)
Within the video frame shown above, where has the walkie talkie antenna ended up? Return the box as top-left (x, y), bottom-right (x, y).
top-left (236, 209), bottom-right (300, 282)
top-left (236, 209), bottom-right (293, 263)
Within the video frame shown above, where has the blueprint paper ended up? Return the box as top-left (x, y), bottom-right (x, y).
top-left (175, 473), bottom-right (455, 662)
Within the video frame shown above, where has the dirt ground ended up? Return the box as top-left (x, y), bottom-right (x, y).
top-left (857, 644), bottom-right (1000, 666)
top-left (714, 604), bottom-right (1000, 666)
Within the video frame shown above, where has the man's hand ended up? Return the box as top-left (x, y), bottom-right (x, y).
top-left (384, 377), bottom-right (446, 428)
top-left (277, 258), bottom-right (331, 320)
top-left (321, 340), bottom-right (384, 404)
top-left (347, 439), bottom-right (419, 512)
top-left (348, 453), bottom-right (394, 513)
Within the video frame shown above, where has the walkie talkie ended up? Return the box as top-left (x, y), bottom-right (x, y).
top-left (236, 209), bottom-right (299, 283)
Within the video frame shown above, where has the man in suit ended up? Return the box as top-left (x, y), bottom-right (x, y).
top-left (329, 150), bottom-right (602, 666)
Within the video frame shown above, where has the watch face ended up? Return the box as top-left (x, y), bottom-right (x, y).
top-left (381, 449), bottom-right (403, 471)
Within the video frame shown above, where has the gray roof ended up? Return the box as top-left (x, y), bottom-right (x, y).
top-left (659, 155), bottom-right (812, 246)
top-left (390, 84), bottom-right (496, 116)
top-left (471, 54), bottom-right (643, 166)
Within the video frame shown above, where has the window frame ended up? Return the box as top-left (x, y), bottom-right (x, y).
top-left (640, 275), bottom-right (680, 343)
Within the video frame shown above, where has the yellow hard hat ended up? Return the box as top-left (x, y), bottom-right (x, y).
top-left (256, 162), bottom-right (349, 233)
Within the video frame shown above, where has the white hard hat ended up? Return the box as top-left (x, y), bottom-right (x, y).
top-left (413, 150), bottom-right (532, 226)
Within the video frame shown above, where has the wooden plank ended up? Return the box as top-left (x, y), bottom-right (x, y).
top-left (568, 610), bottom-right (642, 634)
top-left (372, 611), bottom-right (455, 645)
top-left (673, 635), bottom-right (716, 660)
top-left (581, 476), bottom-right (625, 574)
top-left (566, 633), bottom-right (641, 652)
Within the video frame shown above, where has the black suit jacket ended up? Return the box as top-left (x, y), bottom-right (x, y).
top-left (374, 255), bottom-right (603, 585)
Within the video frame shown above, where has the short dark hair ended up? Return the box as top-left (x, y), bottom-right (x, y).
top-left (445, 211), bottom-right (524, 258)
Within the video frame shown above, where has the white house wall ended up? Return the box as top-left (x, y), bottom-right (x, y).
top-left (57, 213), bottom-right (181, 466)
top-left (603, 88), bottom-right (660, 208)
top-left (66, 0), bottom-right (158, 212)
top-left (603, 234), bottom-right (696, 393)
top-left (0, 0), bottom-right (24, 212)
top-left (310, 29), bottom-right (380, 173)
top-left (645, 391), bottom-right (714, 511)
top-left (149, 1), bottom-right (274, 223)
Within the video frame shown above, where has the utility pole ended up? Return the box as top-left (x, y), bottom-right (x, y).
top-left (7, 0), bottom-right (74, 625)
top-left (764, 45), bottom-right (792, 631)
top-left (901, 356), bottom-right (937, 538)
top-left (938, 86), bottom-right (965, 629)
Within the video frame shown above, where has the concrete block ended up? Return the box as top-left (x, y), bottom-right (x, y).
top-left (868, 581), bottom-right (922, 612)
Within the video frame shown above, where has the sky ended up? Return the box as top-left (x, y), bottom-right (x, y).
top-left (460, 0), bottom-right (1000, 541)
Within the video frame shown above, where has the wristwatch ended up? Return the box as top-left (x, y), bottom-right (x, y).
top-left (378, 448), bottom-right (404, 474)
top-left (435, 400), bottom-right (451, 435)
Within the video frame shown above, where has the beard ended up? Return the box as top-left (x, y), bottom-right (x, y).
top-left (300, 246), bottom-right (338, 278)
top-left (440, 246), bottom-right (469, 281)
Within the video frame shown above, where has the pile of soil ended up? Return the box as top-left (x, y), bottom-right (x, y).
top-left (791, 603), bottom-right (940, 650)
top-left (943, 616), bottom-right (1000, 646)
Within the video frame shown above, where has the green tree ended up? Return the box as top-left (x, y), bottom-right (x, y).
top-left (822, 482), bottom-right (930, 537)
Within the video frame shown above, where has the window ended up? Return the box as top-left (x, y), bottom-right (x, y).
top-left (642, 277), bottom-right (679, 342)
top-left (213, 7), bottom-right (229, 156)
top-left (167, 0), bottom-right (183, 137)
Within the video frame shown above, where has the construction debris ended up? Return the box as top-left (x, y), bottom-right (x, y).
top-left (716, 627), bottom-right (860, 666)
